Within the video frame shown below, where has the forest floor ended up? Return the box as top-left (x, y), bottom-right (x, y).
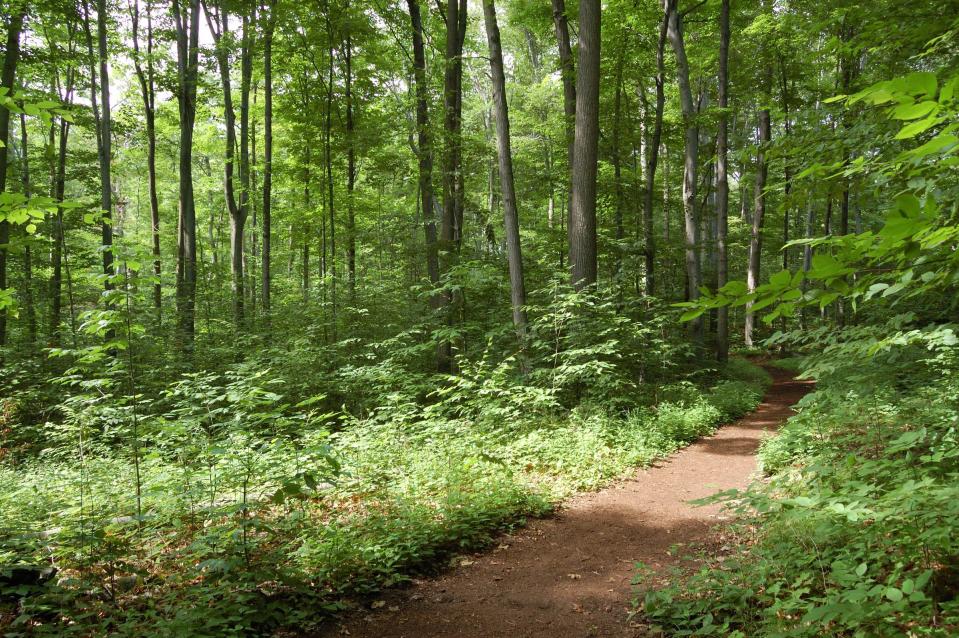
top-left (315, 366), bottom-right (813, 638)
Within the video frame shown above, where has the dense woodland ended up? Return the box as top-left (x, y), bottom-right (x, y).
top-left (1, 0), bottom-right (958, 634)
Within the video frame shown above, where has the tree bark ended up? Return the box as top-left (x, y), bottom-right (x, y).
top-left (664, 0), bottom-right (702, 341)
top-left (639, 13), bottom-right (667, 297)
top-left (173, 0), bottom-right (201, 347)
top-left (261, 0), bottom-right (275, 314)
top-left (203, 0), bottom-right (248, 325)
top-left (716, 0), bottom-right (730, 362)
top-left (569, 0), bottom-right (600, 290)
top-left (406, 0), bottom-right (441, 300)
top-left (18, 112), bottom-right (36, 344)
top-left (130, 0), bottom-right (162, 322)
top-left (345, 3), bottom-right (357, 301)
top-left (482, 0), bottom-right (528, 340)
top-left (745, 102), bottom-right (771, 346)
top-left (0, 6), bottom-right (25, 346)
top-left (550, 0), bottom-right (575, 252)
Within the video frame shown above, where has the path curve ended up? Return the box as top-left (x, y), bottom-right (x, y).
top-left (319, 366), bottom-right (812, 638)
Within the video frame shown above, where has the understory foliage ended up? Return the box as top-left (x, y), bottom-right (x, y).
top-left (0, 290), bottom-right (770, 636)
top-left (636, 335), bottom-right (959, 637)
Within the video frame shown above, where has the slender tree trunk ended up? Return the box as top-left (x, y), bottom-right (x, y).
top-left (18, 113), bottom-right (36, 344)
top-left (665, 0), bottom-right (702, 341)
top-left (482, 0), bottom-right (528, 340)
top-left (345, 4), bottom-right (357, 301)
top-left (612, 50), bottom-right (625, 276)
top-left (407, 0), bottom-right (441, 300)
top-left (130, 0), bottom-right (162, 322)
top-left (569, 0), bottom-right (600, 290)
top-left (324, 7), bottom-right (337, 337)
top-left (640, 13), bottom-right (667, 297)
top-left (780, 59), bottom-right (792, 272)
top-left (84, 0), bottom-right (114, 295)
top-left (173, 0), bottom-right (201, 347)
top-left (239, 10), bottom-right (253, 323)
top-left (204, 1), bottom-right (248, 325)
top-left (716, 0), bottom-right (730, 362)
top-left (550, 0), bottom-right (575, 252)
top-left (0, 6), bottom-right (25, 347)
top-left (261, 0), bottom-right (274, 314)
top-left (745, 102), bottom-right (771, 346)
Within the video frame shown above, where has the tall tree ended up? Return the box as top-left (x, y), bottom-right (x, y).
top-left (172, 0), bottom-right (201, 347)
top-left (344, 0), bottom-right (356, 301)
top-left (129, 0), bottom-right (161, 321)
top-left (639, 11), bottom-right (668, 296)
top-left (715, 0), bottom-right (730, 362)
top-left (745, 81), bottom-right (772, 346)
top-left (0, 5), bottom-right (26, 347)
top-left (568, 0), bottom-right (600, 289)
top-left (664, 0), bottom-right (702, 341)
top-left (261, 0), bottom-right (274, 314)
top-left (204, 0), bottom-right (251, 325)
top-left (550, 0), bottom-right (575, 255)
top-left (406, 0), bottom-right (440, 300)
top-left (482, 0), bottom-right (527, 340)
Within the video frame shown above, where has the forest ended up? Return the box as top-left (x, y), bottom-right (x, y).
top-left (1, 0), bottom-right (958, 634)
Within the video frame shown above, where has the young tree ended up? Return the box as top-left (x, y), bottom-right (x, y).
top-left (0, 5), bottom-right (26, 347)
top-left (261, 0), bottom-right (274, 314)
top-left (172, 0), bottom-right (201, 347)
top-left (715, 0), bottom-right (730, 361)
top-left (129, 0), bottom-right (161, 321)
top-left (568, 0), bottom-right (600, 290)
top-left (482, 0), bottom-right (527, 340)
top-left (664, 0), bottom-right (702, 341)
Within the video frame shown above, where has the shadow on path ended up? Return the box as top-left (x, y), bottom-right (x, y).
top-left (315, 366), bottom-right (813, 638)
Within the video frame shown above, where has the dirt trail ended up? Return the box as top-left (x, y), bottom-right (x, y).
top-left (320, 367), bottom-right (812, 638)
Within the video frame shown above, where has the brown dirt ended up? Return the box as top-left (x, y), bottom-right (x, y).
top-left (318, 366), bottom-right (813, 638)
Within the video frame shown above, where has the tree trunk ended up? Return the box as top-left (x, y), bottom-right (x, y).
top-left (406, 0), bottom-right (441, 299)
top-left (173, 0), bottom-right (201, 347)
top-left (569, 0), bottom-right (600, 290)
top-left (84, 0), bottom-right (114, 296)
top-left (324, 7), bottom-right (337, 337)
top-left (18, 113), bottom-right (36, 344)
top-left (664, 0), bottom-right (702, 341)
top-left (345, 4), bottom-right (356, 301)
top-left (482, 0), bottom-right (528, 340)
top-left (262, 0), bottom-right (274, 314)
top-left (203, 1), bottom-right (247, 325)
top-left (745, 103), bottom-right (771, 346)
top-left (130, 0), bottom-right (162, 322)
top-left (715, 0), bottom-right (730, 362)
top-left (0, 6), bottom-right (25, 347)
top-left (640, 13), bottom-right (667, 297)
top-left (550, 0), bottom-right (575, 252)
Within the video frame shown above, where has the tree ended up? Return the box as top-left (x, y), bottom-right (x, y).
top-left (261, 0), bottom-right (274, 314)
top-left (568, 0), bottom-right (600, 290)
top-left (482, 0), bottom-right (527, 340)
top-left (664, 0), bottom-right (702, 341)
top-left (715, 0), bottom-right (730, 362)
top-left (129, 0), bottom-right (161, 321)
top-left (0, 4), bottom-right (26, 347)
top-left (172, 0), bottom-right (201, 347)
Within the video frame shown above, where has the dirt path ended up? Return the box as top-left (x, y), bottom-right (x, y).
top-left (320, 367), bottom-right (812, 638)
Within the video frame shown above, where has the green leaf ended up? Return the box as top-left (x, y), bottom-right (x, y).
top-left (892, 100), bottom-right (938, 120)
top-left (896, 115), bottom-right (941, 139)
top-left (884, 587), bottom-right (903, 602)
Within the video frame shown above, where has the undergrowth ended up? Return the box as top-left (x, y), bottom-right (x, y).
top-left (0, 320), bottom-right (769, 637)
top-left (635, 327), bottom-right (959, 637)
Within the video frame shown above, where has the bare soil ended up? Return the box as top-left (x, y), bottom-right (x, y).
top-left (319, 366), bottom-right (812, 638)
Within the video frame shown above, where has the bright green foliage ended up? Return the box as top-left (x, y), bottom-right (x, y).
top-left (636, 333), bottom-right (959, 637)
